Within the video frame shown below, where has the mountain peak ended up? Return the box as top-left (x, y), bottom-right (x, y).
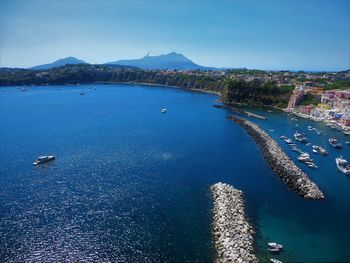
top-left (31, 56), bottom-right (87, 70)
top-left (106, 52), bottom-right (203, 70)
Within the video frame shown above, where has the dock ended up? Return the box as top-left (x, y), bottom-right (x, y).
top-left (214, 104), bottom-right (267, 120)
top-left (228, 115), bottom-right (324, 200)
top-left (211, 182), bottom-right (258, 263)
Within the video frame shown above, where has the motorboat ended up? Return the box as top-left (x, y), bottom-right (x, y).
top-left (312, 149), bottom-right (318, 154)
top-left (284, 138), bottom-right (293, 144)
top-left (329, 138), bottom-right (342, 148)
top-left (268, 242), bottom-right (283, 249)
top-left (160, 108), bottom-right (167, 113)
top-left (280, 135), bottom-right (287, 140)
top-left (298, 153), bottom-right (312, 162)
top-left (294, 131), bottom-right (308, 143)
top-left (335, 157), bottom-right (350, 175)
top-left (318, 147), bottom-right (328, 155)
top-left (268, 247), bottom-right (281, 253)
top-left (270, 259), bottom-right (283, 263)
top-left (33, 155), bottom-right (55, 165)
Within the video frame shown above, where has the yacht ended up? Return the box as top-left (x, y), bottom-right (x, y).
top-left (329, 138), bottom-right (342, 148)
top-left (160, 108), bottom-right (167, 113)
top-left (335, 157), bottom-right (350, 175)
top-left (33, 155), bottom-right (55, 165)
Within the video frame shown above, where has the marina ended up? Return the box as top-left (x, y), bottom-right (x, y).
top-left (227, 115), bottom-right (324, 199)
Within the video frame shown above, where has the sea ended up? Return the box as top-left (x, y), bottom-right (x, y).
top-left (0, 84), bottom-right (349, 262)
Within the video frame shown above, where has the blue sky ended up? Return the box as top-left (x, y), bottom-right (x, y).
top-left (0, 0), bottom-right (349, 70)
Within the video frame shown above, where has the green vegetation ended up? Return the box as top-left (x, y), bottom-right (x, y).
top-left (222, 80), bottom-right (293, 108)
top-left (2, 64), bottom-right (348, 108)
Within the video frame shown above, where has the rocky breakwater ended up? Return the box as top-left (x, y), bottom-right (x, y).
top-left (211, 182), bottom-right (258, 263)
top-left (228, 115), bottom-right (324, 200)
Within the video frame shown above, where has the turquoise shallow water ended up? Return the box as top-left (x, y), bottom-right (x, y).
top-left (0, 84), bottom-right (349, 262)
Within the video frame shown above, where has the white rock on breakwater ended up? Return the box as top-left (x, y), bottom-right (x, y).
top-left (211, 182), bottom-right (258, 263)
top-left (228, 115), bottom-right (324, 200)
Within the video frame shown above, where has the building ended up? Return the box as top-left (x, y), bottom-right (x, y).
top-left (300, 105), bottom-right (314, 114)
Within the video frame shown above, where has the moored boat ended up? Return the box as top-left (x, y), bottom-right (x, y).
top-left (270, 259), bottom-right (283, 263)
top-left (329, 138), bottom-right (342, 149)
top-left (335, 157), bottom-right (350, 175)
top-left (160, 108), bottom-right (167, 113)
top-left (318, 146), bottom-right (328, 155)
top-left (33, 155), bottom-right (55, 165)
top-left (268, 242), bottom-right (283, 249)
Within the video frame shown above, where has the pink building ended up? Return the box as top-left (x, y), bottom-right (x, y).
top-left (300, 105), bottom-right (314, 114)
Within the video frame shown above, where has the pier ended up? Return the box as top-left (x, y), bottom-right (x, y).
top-left (228, 115), bottom-right (324, 200)
top-left (213, 104), bottom-right (267, 120)
top-left (211, 182), bottom-right (258, 263)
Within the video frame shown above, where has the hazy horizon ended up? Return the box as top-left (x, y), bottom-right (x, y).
top-left (1, 0), bottom-right (349, 71)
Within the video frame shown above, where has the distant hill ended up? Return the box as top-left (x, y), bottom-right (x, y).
top-left (106, 52), bottom-right (214, 70)
top-left (31, 56), bottom-right (87, 70)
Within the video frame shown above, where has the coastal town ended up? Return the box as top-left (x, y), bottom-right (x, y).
top-left (286, 84), bottom-right (350, 133)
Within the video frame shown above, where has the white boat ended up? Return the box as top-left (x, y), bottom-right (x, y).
top-left (268, 247), bottom-right (280, 253)
top-left (268, 242), bottom-right (283, 249)
top-left (280, 135), bottom-right (287, 140)
top-left (329, 138), bottom-right (342, 148)
top-left (318, 147), bottom-right (328, 155)
top-left (312, 149), bottom-right (318, 154)
top-left (284, 138), bottom-right (293, 144)
top-left (270, 259), bottom-right (283, 263)
top-left (294, 131), bottom-right (308, 143)
top-left (33, 155), bottom-right (55, 165)
top-left (335, 157), bottom-right (350, 175)
top-left (160, 108), bottom-right (167, 113)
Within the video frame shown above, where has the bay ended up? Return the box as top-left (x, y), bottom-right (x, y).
top-left (0, 84), bottom-right (349, 262)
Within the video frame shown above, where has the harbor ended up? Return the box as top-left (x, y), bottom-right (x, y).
top-left (227, 115), bottom-right (324, 200)
top-left (211, 182), bottom-right (258, 263)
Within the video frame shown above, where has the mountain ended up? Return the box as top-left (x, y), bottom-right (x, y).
top-left (106, 52), bottom-right (212, 70)
top-left (31, 56), bottom-right (87, 70)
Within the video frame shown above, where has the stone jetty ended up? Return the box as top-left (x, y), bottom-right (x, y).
top-left (213, 104), bottom-right (267, 120)
top-left (228, 115), bottom-right (324, 200)
top-left (211, 182), bottom-right (258, 263)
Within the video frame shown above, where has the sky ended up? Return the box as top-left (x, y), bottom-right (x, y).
top-left (0, 0), bottom-right (349, 71)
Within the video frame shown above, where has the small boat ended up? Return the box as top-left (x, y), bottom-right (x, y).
top-left (20, 88), bottom-right (27, 92)
top-left (284, 138), bottom-right (293, 144)
top-left (294, 131), bottom-right (308, 143)
top-left (335, 157), bottom-right (350, 175)
top-left (33, 155), bottom-right (55, 165)
top-left (269, 129), bottom-right (275, 132)
top-left (268, 242), bottom-right (283, 249)
top-left (80, 92), bottom-right (85, 95)
top-left (280, 135), bottom-right (287, 140)
top-left (312, 149), bottom-right (318, 154)
top-left (318, 147), bottom-right (328, 155)
top-left (307, 163), bottom-right (318, 168)
top-left (344, 132), bottom-right (350, 136)
top-left (268, 247), bottom-right (281, 253)
top-left (306, 142), bottom-right (312, 146)
top-left (160, 108), bottom-right (167, 113)
top-left (270, 259), bottom-right (283, 263)
top-left (329, 138), bottom-right (342, 149)
top-left (346, 141), bottom-right (350, 145)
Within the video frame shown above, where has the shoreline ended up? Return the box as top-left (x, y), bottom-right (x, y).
top-left (228, 115), bottom-right (324, 200)
top-left (291, 111), bottom-right (350, 132)
top-left (211, 182), bottom-right (258, 263)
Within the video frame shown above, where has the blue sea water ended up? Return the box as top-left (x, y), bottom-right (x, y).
top-left (0, 84), bottom-right (349, 262)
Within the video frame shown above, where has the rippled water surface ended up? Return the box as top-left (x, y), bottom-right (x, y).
top-left (0, 84), bottom-right (349, 262)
